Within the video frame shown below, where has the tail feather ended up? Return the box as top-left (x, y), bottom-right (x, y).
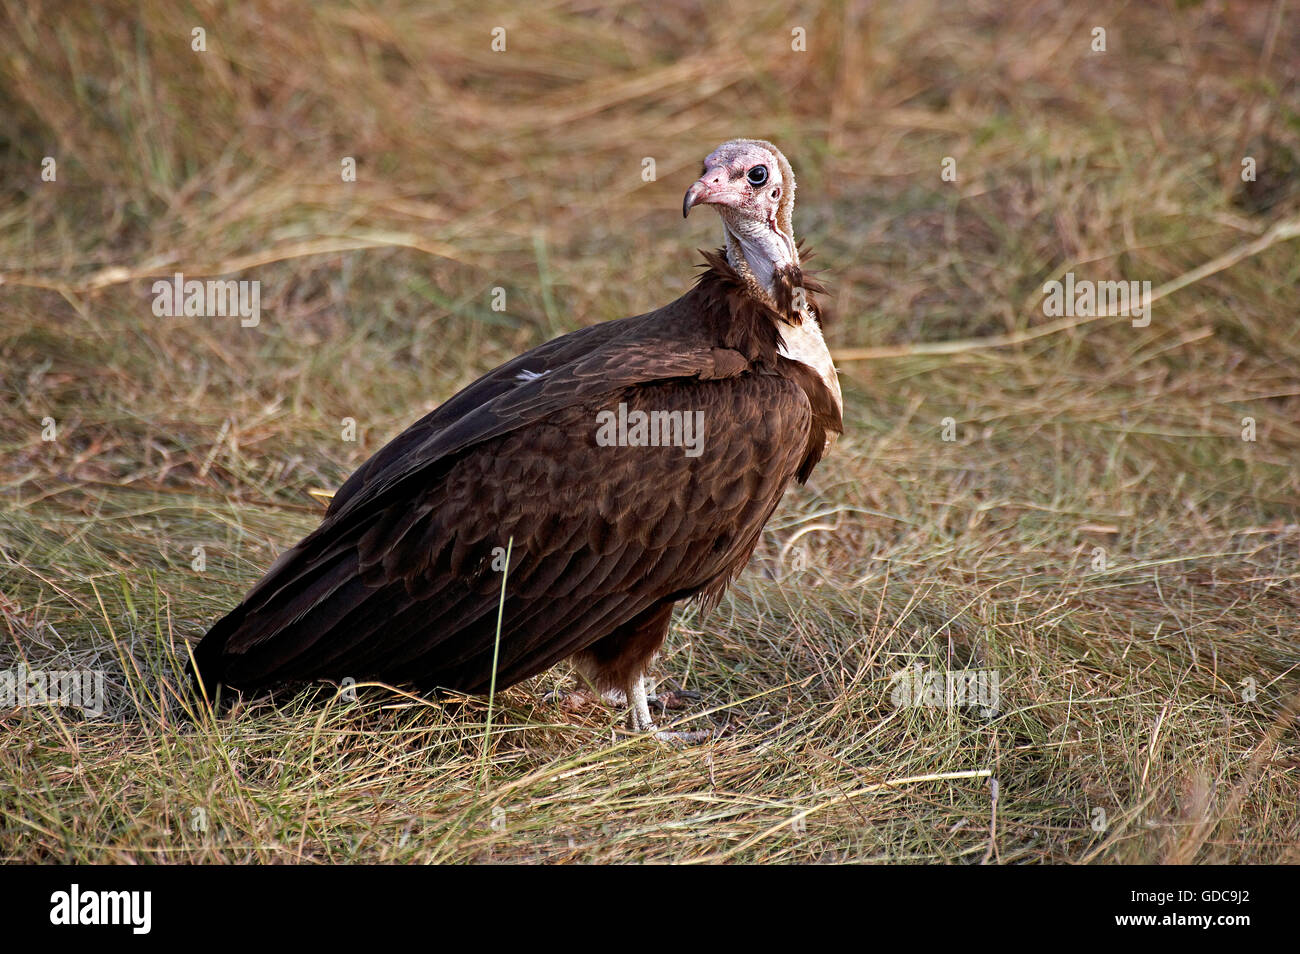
top-left (187, 603), bottom-right (246, 704)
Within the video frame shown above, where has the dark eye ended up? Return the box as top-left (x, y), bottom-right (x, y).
top-left (747, 165), bottom-right (768, 186)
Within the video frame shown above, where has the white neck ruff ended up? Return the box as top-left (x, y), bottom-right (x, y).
top-left (718, 213), bottom-right (842, 415)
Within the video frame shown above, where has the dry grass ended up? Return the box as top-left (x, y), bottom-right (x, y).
top-left (2, 0), bottom-right (1299, 863)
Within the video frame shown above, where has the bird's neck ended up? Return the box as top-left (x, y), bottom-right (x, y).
top-left (721, 213), bottom-right (799, 304)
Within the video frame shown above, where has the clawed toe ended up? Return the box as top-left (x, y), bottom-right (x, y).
top-left (543, 688), bottom-right (605, 714)
top-left (648, 688), bottom-right (701, 711)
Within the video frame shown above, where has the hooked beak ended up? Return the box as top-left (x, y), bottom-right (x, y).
top-left (682, 166), bottom-right (743, 218)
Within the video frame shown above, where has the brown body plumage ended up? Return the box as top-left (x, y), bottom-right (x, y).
top-left (191, 139), bottom-right (842, 736)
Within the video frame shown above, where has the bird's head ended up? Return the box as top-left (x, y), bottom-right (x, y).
top-left (683, 139), bottom-right (799, 296)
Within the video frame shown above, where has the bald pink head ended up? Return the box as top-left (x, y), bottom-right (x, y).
top-left (682, 140), bottom-right (791, 226)
top-left (682, 139), bottom-right (800, 292)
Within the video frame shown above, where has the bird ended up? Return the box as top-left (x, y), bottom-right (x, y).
top-left (189, 138), bottom-right (843, 740)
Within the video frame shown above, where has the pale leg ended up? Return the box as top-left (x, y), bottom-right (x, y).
top-left (627, 674), bottom-right (712, 744)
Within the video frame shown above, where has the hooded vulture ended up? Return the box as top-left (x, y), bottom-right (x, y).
top-left (190, 139), bottom-right (843, 740)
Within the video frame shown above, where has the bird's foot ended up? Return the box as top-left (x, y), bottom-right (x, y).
top-left (628, 677), bottom-right (713, 745)
top-left (542, 687), bottom-right (627, 715)
top-left (648, 687), bottom-right (701, 713)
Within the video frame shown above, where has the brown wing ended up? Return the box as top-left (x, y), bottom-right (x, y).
top-left (195, 366), bottom-right (811, 696)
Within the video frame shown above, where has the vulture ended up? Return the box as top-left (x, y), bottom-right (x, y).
top-left (190, 139), bottom-right (843, 740)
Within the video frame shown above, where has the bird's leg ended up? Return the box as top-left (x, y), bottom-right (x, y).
top-left (627, 674), bottom-right (713, 745)
top-left (627, 674), bottom-right (657, 733)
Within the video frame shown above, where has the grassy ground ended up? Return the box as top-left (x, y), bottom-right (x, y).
top-left (2, 0), bottom-right (1299, 863)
